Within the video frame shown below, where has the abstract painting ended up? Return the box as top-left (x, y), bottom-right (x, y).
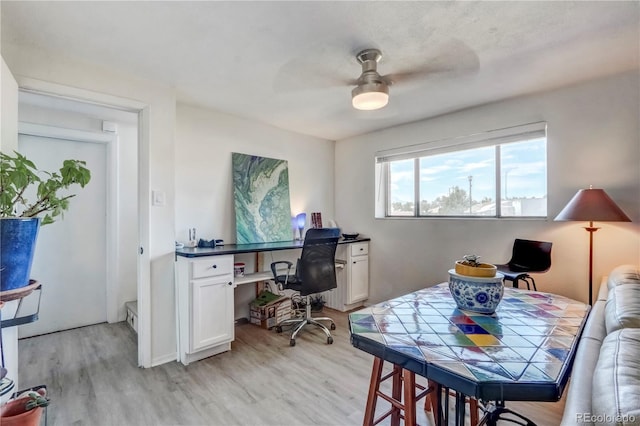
top-left (232, 153), bottom-right (293, 244)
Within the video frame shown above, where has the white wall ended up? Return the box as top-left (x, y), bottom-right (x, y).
top-left (336, 71), bottom-right (640, 305)
top-left (1, 56), bottom-right (18, 152)
top-left (175, 103), bottom-right (335, 318)
top-left (2, 43), bottom-right (176, 366)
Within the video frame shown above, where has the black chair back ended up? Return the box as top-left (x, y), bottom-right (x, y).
top-left (297, 228), bottom-right (340, 296)
top-left (508, 239), bottom-right (552, 273)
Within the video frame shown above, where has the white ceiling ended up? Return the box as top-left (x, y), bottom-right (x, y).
top-left (2, 1), bottom-right (639, 141)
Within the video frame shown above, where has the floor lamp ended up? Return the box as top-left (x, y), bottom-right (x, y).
top-left (554, 187), bottom-right (631, 305)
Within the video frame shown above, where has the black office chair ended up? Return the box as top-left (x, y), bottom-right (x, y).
top-left (495, 239), bottom-right (552, 291)
top-left (270, 228), bottom-right (340, 346)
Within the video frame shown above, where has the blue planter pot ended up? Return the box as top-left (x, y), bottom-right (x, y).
top-left (1, 218), bottom-right (40, 292)
top-left (448, 269), bottom-right (505, 314)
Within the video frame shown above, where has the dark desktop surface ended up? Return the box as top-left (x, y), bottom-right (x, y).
top-left (176, 236), bottom-right (370, 258)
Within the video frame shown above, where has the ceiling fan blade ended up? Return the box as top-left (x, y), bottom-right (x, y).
top-left (273, 39), bottom-right (366, 93)
top-left (273, 68), bottom-right (353, 93)
top-left (383, 38), bottom-right (480, 84)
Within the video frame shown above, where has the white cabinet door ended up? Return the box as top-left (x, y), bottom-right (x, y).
top-left (190, 276), bottom-right (234, 352)
top-left (348, 257), bottom-right (369, 304)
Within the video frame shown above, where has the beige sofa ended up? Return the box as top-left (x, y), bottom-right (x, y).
top-left (561, 264), bottom-right (640, 426)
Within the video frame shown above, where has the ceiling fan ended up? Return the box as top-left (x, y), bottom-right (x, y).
top-left (273, 40), bottom-right (480, 108)
top-left (350, 43), bottom-right (480, 111)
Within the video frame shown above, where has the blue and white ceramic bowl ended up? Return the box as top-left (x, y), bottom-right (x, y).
top-left (448, 269), bottom-right (505, 314)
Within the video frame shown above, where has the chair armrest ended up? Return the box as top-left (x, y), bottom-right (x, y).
top-left (270, 261), bottom-right (293, 280)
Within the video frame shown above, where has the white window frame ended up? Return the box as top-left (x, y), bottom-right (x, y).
top-left (374, 122), bottom-right (547, 218)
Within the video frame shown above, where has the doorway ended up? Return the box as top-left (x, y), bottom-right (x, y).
top-left (16, 92), bottom-right (139, 340)
top-left (18, 130), bottom-right (108, 337)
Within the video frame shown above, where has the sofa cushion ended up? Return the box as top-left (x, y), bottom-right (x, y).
top-left (592, 328), bottom-right (640, 426)
top-left (607, 264), bottom-right (640, 290)
top-left (606, 284), bottom-right (640, 334)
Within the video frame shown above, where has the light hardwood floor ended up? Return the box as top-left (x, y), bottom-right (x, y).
top-left (18, 308), bottom-right (566, 425)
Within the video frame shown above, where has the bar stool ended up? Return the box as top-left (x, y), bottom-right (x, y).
top-left (363, 357), bottom-right (435, 426)
top-left (363, 357), bottom-right (481, 426)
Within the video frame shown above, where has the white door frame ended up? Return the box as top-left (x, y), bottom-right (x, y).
top-left (18, 121), bottom-right (118, 325)
top-left (16, 77), bottom-right (152, 368)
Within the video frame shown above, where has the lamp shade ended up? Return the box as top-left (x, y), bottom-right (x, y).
top-left (554, 188), bottom-right (631, 222)
top-left (296, 213), bottom-right (307, 228)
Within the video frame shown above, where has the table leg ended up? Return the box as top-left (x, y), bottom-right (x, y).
top-left (444, 385), bottom-right (450, 425)
top-left (481, 401), bottom-right (537, 426)
top-left (434, 382), bottom-right (444, 426)
top-left (455, 392), bottom-right (466, 426)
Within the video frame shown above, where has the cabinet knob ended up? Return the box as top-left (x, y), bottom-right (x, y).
top-left (212, 264), bottom-right (217, 269)
top-left (353, 261), bottom-right (357, 264)
top-left (228, 282), bottom-right (233, 286)
top-left (359, 248), bottom-right (363, 251)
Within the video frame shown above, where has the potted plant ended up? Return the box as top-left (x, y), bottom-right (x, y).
top-left (449, 254), bottom-right (504, 314)
top-left (0, 151), bottom-right (90, 292)
top-left (0, 388), bottom-right (49, 426)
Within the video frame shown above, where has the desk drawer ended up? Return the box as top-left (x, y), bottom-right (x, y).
top-left (350, 243), bottom-right (368, 257)
top-left (191, 256), bottom-right (233, 279)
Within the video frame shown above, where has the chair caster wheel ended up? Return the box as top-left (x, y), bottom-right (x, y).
top-left (330, 323), bottom-right (336, 330)
top-left (275, 326), bottom-right (283, 333)
top-left (327, 336), bottom-right (333, 344)
top-left (290, 339), bottom-right (296, 347)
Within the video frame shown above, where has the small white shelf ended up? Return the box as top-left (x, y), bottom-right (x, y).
top-left (234, 261), bottom-right (347, 286)
top-left (234, 271), bottom-right (273, 286)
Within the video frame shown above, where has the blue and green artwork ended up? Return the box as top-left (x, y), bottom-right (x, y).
top-left (232, 153), bottom-right (293, 244)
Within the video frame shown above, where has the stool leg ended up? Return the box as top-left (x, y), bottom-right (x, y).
top-left (363, 357), bottom-right (384, 426)
top-left (403, 369), bottom-right (417, 426)
top-left (470, 397), bottom-right (479, 426)
top-left (390, 364), bottom-right (402, 426)
top-left (424, 380), bottom-right (441, 425)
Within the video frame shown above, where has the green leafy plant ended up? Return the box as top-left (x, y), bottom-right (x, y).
top-left (0, 151), bottom-right (91, 225)
top-left (460, 254), bottom-right (481, 267)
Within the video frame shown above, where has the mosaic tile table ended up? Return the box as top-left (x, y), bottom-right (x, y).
top-left (349, 283), bottom-right (590, 426)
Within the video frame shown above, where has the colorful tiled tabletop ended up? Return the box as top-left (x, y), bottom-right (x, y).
top-left (349, 283), bottom-right (590, 402)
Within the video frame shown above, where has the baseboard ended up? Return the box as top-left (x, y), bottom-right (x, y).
top-left (151, 352), bottom-right (177, 367)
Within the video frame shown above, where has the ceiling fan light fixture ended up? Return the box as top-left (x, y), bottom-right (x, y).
top-left (352, 82), bottom-right (389, 111)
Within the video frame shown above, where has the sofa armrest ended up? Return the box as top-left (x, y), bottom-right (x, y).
top-left (561, 300), bottom-right (607, 425)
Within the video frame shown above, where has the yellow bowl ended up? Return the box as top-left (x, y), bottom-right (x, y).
top-left (454, 261), bottom-right (497, 278)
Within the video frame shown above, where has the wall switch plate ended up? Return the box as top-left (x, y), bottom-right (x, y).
top-left (152, 190), bottom-right (166, 206)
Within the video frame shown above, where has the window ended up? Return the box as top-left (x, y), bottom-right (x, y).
top-left (376, 123), bottom-right (547, 218)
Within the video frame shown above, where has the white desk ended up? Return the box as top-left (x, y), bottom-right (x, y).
top-left (174, 237), bottom-right (370, 365)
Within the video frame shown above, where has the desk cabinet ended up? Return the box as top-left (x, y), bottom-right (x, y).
top-left (325, 241), bottom-right (369, 311)
top-left (175, 254), bottom-right (235, 365)
top-left (191, 276), bottom-right (234, 351)
top-left (348, 246), bottom-right (369, 304)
